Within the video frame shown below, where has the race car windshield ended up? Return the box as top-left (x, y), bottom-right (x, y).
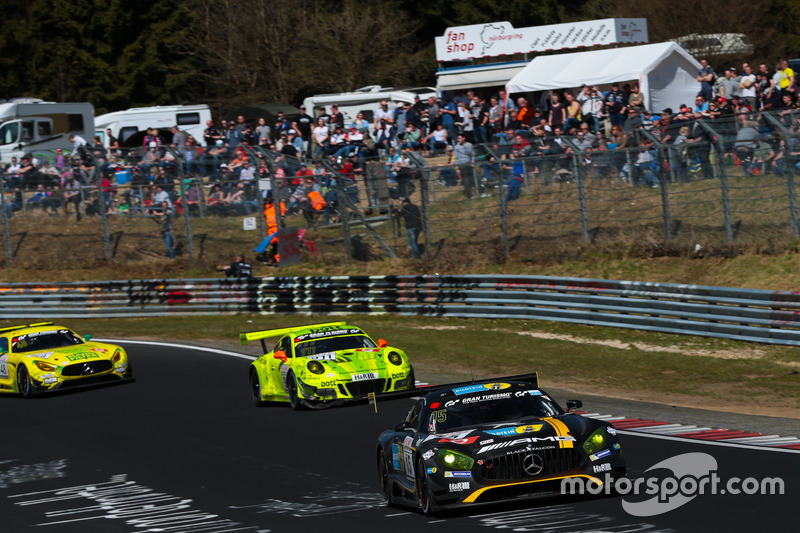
top-left (427, 393), bottom-right (563, 433)
top-left (295, 335), bottom-right (376, 356)
top-left (12, 330), bottom-right (84, 353)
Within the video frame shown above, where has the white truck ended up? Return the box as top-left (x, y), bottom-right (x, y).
top-left (302, 85), bottom-right (435, 130)
top-left (94, 104), bottom-right (212, 147)
top-left (0, 98), bottom-right (95, 162)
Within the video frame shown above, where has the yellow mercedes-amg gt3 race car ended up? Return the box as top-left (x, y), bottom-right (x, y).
top-left (242, 321), bottom-right (415, 409)
top-left (0, 322), bottom-right (132, 397)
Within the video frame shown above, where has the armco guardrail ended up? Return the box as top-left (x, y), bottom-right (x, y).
top-left (2, 275), bottom-right (799, 346)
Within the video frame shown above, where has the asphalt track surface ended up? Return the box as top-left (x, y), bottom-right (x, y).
top-left (1, 341), bottom-right (798, 533)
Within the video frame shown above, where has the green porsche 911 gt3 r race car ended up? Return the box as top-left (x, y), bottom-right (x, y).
top-left (241, 321), bottom-right (415, 409)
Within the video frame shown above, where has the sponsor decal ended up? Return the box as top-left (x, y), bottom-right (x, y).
top-left (452, 383), bottom-right (511, 395)
top-left (91, 348), bottom-right (108, 353)
top-left (44, 377), bottom-right (58, 384)
top-left (613, 443), bottom-right (621, 450)
top-left (589, 449), bottom-right (611, 461)
top-left (449, 482), bottom-right (470, 492)
top-left (426, 467), bottom-right (437, 474)
top-left (351, 372), bottom-right (378, 382)
top-left (422, 450), bottom-right (435, 460)
top-left (444, 471), bottom-right (472, 478)
top-left (306, 352), bottom-right (336, 361)
top-left (607, 427), bottom-right (617, 436)
top-left (355, 348), bottom-right (380, 352)
top-left (461, 392), bottom-right (512, 404)
top-left (506, 445), bottom-right (555, 455)
top-left (325, 372), bottom-right (335, 377)
top-left (318, 380), bottom-right (336, 388)
top-left (485, 427), bottom-right (518, 436)
top-left (403, 436), bottom-right (414, 447)
top-left (515, 390), bottom-right (544, 397)
top-left (390, 372), bottom-right (406, 380)
top-left (478, 436), bottom-right (576, 454)
top-left (0, 354), bottom-right (9, 379)
top-left (392, 444), bottom-right (401, 470)
top-left (593, 463), bottom-right (612, 473)
top-left (295, 329), bottom-right (362, 341)
top-left (479, 439), bottom-right (494, 445)
top-left (430, 402), bottom-right (440, 409)
top-left (438, 436), bottom-right (479, 445)
top-left (516, 424), bottom-right (544, 434)
top-left (65, 352), bottom-right (100, 362)
top-left (26, 352), bottom-right (54, 359)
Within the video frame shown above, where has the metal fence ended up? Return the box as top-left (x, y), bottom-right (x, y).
top-left (3, 107), bottom-right (800, 266)
top-left (2, 274), bottom-right (800, 347)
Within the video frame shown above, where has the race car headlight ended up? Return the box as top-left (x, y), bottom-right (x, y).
top-left (34, 361), bottom-right (57, 372)
top-left (438, 449), bottom-right (474, 470)
top-left (387, 351), bottom-right (402, 366)
top-left (583, 428), bottom-right (608, 455)
top-left (112, 350), bottom-right (122, 362)
top-left (306, 360), bottom-right (325, 374)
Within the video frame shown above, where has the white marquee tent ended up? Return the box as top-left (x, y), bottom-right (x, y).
top-left (505, 42), bottom-right (703, 114)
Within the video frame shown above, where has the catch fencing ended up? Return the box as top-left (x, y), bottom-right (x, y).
top-left (2, 274), bottom-right (800, 347)
top-left (4, 107), bottom-right (800, 267)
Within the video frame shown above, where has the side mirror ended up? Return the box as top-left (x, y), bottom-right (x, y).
top-left (377, 339), bottom-right (388, 348)
top-left (83, 334), bottom-right (93, 341)
top-left (566, 399), bottom-right (583, 412)
top-left (273, 350), bottom-right (288, 363)
top-left (394, 421), bottom-right (409, 432)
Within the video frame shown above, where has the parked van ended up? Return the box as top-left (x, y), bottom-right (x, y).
top-left (0, 98), bottom-right (94, 162)
top-left (302, 86), bottom-right (436, 129)
top-left (672, 33), bottom-right (754, 58)
top-left (95, 104), bottom-right (212, 147)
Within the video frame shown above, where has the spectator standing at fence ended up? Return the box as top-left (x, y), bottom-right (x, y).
top-left (454, 133), bottom-right (484, 199)
top-left (548, 92), bottom-right (566, 130)
top-left (564, 92), bottom-right (582, 132)
top-left (151, 201), bottom-right (175, 259)
top-left (374, 100), bottom-right (395, 128)
top-left (779, 59), bottom-right (795, 95)
top-left (739, 64), bottom-right (758, 112)
top-left (312, 117), bottom-right (329, 160)
top-left (69, 133), bottom-right (88, 155)
top-left (62, 173), bottom-right (82, 220)
top-left (203, 120), bottom-right (222, 150)
top-left (393, 196), bottom-right (422, 260)
top-left (696, 59), bottom-right (716, 102)
top-left (604, 83), bottom-right (627, 128)
top-left (5, 156), bottom-right (21, 189)
top-left (719, 68), bottom-right (740, 99)
top-left (424, 96), bottom-right (440, 135)
top-left (292, 106), bottom-right (312, 155)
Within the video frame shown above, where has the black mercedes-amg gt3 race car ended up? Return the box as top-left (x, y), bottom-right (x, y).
top-left (376, 374), bottom-right (626, 515)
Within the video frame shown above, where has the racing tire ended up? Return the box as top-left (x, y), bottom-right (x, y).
top-left (17, 365), bottom-right (34, 398)
top-left (250, 369), bottom-right (264, 407)
top-left (416, 457), bottom-right (437, 516)
top-left (287, 371), bottom-right (304, 411)
top-left (377, 450), bottom-right (395, 508)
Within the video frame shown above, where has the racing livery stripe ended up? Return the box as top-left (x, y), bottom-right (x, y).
top-left (543, 417), bottom-right (573, 448)
top-left (461, 474), bottom-right (602, 503)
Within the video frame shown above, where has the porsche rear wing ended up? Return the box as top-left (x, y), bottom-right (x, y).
top-left (240, 322), bottom-right (349, 352)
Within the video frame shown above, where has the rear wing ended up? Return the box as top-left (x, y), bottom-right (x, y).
top-left (0, 322), bottom-right (54, 334)
top-left (240, 321), bottom-right (348, 345)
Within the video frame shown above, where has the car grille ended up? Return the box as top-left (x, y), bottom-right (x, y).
top-left (480, 447), bottom-right (582, 481)
top-left (61, 360), bottom-right (113, 377)
top-left (343, 379), bottom-right (386, 398)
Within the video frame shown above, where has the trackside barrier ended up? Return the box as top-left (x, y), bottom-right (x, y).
top-left (2, 275), bottom-right (800, 346)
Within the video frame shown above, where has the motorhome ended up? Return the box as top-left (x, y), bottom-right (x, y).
top-left (0, 98), bottom-right (94, 162)
top-left (94, 104), bottom-right (212, 147)
top-left (302, 86), bottom-right (436, 129)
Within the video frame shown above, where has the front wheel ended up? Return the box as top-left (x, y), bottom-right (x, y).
top-left (287, 371), bottom-right (303, 410)
top-left (416, 457), bottom-right (436, 516)
top-left (17, 365), bottom-right (34, 398)
top-left (250, 369), bottom-right (264, 407)
top-left (378, 450), bottom-right (395, 508)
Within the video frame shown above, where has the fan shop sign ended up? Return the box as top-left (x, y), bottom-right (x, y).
top-left (435, 18), bottom-right (647, 62)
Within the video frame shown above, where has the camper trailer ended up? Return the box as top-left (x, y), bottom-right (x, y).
top-left (302, 86), bottom-right (436, 131)
top-left (0, 98), bottom-right (94, 162)
top-left (95, 104), bottom-right (212, 147)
